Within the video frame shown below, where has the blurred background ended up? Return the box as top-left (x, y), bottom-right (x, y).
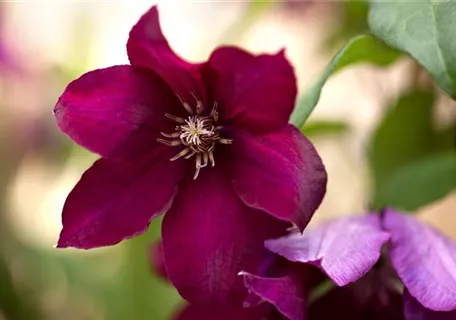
top-left (0, 1), bottom-right (455, 319)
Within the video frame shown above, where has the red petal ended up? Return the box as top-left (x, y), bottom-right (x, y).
top-left (204, 47), bottom-right (297, 134)
top-left (127, 6), bottom-right (206, 105)
top-left (54, 65), bottom-right (180, 161)
top-left (231, 125), bottom-right (327, 230)
top-left (57, 148), bottom-right (185, 249)
top-left (162, 167), bottom-right (288, 304)
top-left (242, 271), bottom-right (306, 320)
top-left (174, 304), bottom-right (269, 320)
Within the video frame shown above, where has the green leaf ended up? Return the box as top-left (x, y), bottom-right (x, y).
top-left (290, 34), bottom-right (401, 128)
top-left (108, 221), bottom-right (181, 320)
top-left (369, 90), bottom-right (455, 209)
top-left (376, 152), bottom-right (456, 211)
top-left (327, 0), bottom-right (369, 47)
top-left (301, 120), bottom-right (349, 137)
top-left (369, 90), bottom-right (436, 192)
top-left (368, 0), bottom-right (456, 98)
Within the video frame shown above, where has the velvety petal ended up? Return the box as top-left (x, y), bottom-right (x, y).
top-left (231, 125), bottom-right (326, 231)
top-left (241, 271), bottom-right (306, 320)
top-left (204, 46), bottom-right (297, 134)
top-left (54, 65), bottom-right (179, 161)
top-left (383, 209), bottom-right (456, 312)
top-left (244, 252), bottom-right (326, 311)
top-left (162, 167), bottom-right (288, 305)
top-left (127, 6), bottom-right (205, 104)
top-left (149, 241), bottom-right (168, 280)
top-left (57, 147), bottom-right (185, 249)
top-left (265, 215), bottom-right (390, 286)
top-left (403, 290), bottom-right (456, 320)
top-left (174, 304), bottom-right (269, 320)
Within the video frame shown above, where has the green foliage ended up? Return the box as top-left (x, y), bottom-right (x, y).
top-left (327, 0), bottom-right (369, 47)
top-left (368, 0), bottom-right (456, 98)
top-left (301, 120), bottom-right (349, 137)
top-left (376, 152), bottom-right (456, 211)
top-left (369, 90), bottom-right (456, 210)
top-left (0, 255), bottom-right (42, 320)
top-left (109, 222), bottom-right (181, 320)
top-left (290, 35), bottom-right (401, 128)
top-left (369, 91), bottom-right (436, 190)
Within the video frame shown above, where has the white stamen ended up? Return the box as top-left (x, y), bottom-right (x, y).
top-left (194, 154), bottom-right (202, 179)
top-left (191, 92), bottom-right (204, 115)
top-left (161, 132), bottom-right (180, 138)
top-left (162, 98), bottom-right (234, 179)
top-left (200, 152), bottom-right (209, 168)
top-left (165, 113), bottom-right (185, 124)
top-left (157, 138), bottom-right (182, 147)
top-left (180, 116), bottom-right (215, 146)
top-left (219, 138), bottom-right (233, 144)
top-left (209, 151), bottom-right (215, 167)
top-left (210, 102), bottom-right (219, 122)
top-left (170, 148), bottom-right (191, 161)
top-left (185, 151), bottom-right (196, 159)
top-left (176, 93), bottom-right (194, 114)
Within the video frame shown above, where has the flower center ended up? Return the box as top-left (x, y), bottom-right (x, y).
top-left (158, 93), bottom-right (233, 179)
top-left (180, 115), bottom-right (219, 153)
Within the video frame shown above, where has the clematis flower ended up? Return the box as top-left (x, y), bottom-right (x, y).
top-left (149, 240), bottom-right (289, 320)
top-left (241, 209), bottom-right (456, 320)
top-left (54, 5), bottom-right (327, 305)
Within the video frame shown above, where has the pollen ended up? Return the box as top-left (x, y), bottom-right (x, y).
top-left (158, 93), bottom-right (233, 179)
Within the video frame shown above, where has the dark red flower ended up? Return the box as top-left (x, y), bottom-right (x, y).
top-left (54, 6), bottom-right (327, 305)
top-left (173, 304), bottom-right (275, 320)
top-left (151, 243), bottom-right (289, 320)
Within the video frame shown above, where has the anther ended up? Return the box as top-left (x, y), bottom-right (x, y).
top-left (196, 104), bottom-right (203, 115)
top-left (219, 138), bottom-right (233, 144)
top-left (161, 132), bottom-right (180, 138)
top-left (191, 92), bottom-right (204, 115)
top-left (200, 152), bottom-right (209, 168)
top-left (194, 154), bottom-right (202, 179)
top-left (208, 151), bottom-right (215, 167)
top-left (210, 102), bottom-right (219, 122)
top-left (165, 113), bottom-right (185, 124)
top-left (176, 93), bottom-right (194, 115)
top-left (184, 151), bottom-right (196, 159)
top-left (157, 138), bottom-right (182, 147)
top-left (170, 148), bottom-right (191, 161)
top-left (193, 167), bottom-right (201, 180)
top-left (160, 98), bottom-right (232, 179)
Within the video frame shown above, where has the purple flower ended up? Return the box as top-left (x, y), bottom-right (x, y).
top-left (241, 209), bottom-right (456, 319)
top-left (54, 6), bottom-right (327, 305)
